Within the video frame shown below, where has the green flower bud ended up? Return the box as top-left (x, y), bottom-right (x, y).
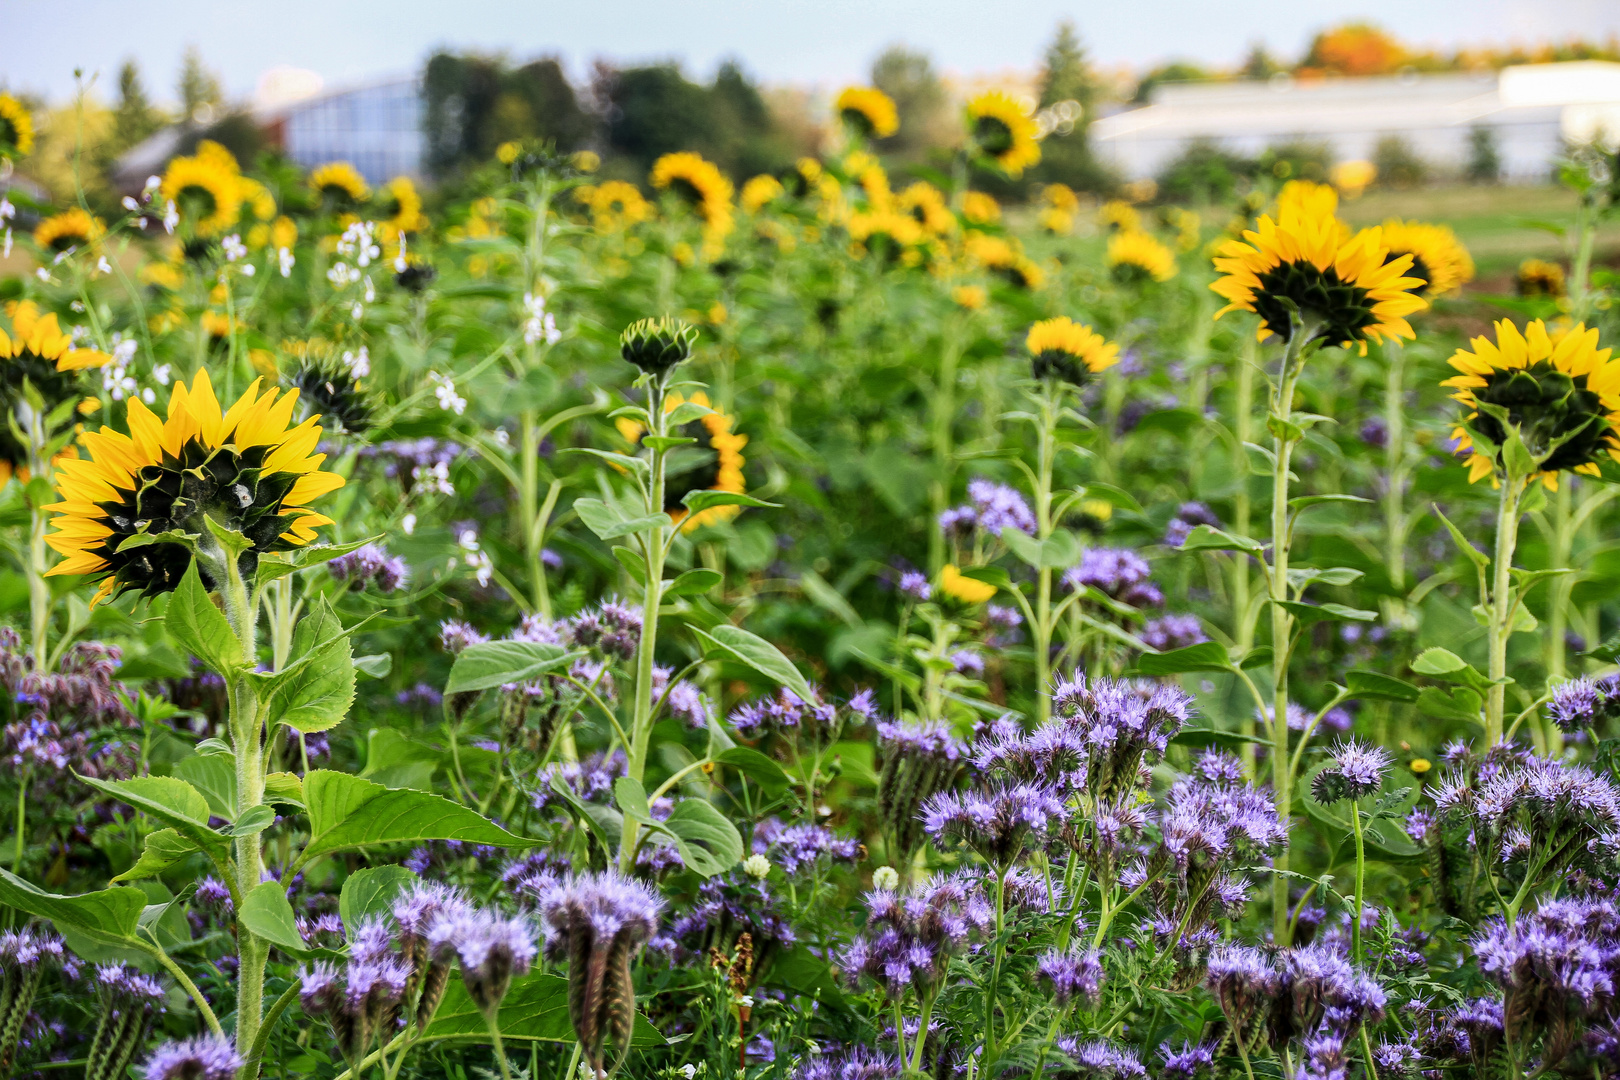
top-left (620, 317), bottom-right (697, 375)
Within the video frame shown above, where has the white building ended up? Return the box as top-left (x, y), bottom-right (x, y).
top-left (259, 75), bottom-right (424, 183)
top-left (1089, 61), bottom-right (1620, 182)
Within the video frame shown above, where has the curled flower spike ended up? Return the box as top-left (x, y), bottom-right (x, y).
top-left (1037, 946), bottom-right (1104, 1007)
top-left (428, 908), bottom-right (537, 1019)
top-left (538, 871), bottom-right (664, 1079)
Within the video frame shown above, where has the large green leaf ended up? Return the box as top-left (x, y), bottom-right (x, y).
top-left (574, 497), bottom-right (671, 540)
top-left (77, 774), bottom-right (229, 857)
top-left (715, 747), bottom-right (791, 795)
top-left (682, 489), bottom-right (779, 513)
top-left (0, 869), bottom-right (148, 957)
top-left (663, 798), bottom-right (744, 877)
top-left (1344, 670), bottom-right (1420, 703)
top-left (299, 771), bottom-right (530, 863)
top-left (1132, 641), bottom-right (1231, 675)
top-left (174, 753), bottom-right (238, 821)
top-left (113, 829), bottom-right (200, 883)
top-left (239, 882), bottom-right (306, 953)
top-left (693, 624), bottom-right (815, 705)
top-left (340, 866), bottom-right (419, 930)
top-left (165, 559), bottom-right (240, 676)
top-left (425, 971), bottom-right (663, 1045)
top-left (445, 641), bottom-right (585, 694)
top-left (255, 536), bottom-right (377, 588)
top-left (265, 596), bottom-right (356, 734)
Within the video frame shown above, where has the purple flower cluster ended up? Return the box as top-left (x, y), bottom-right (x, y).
top-left (1140, 613), bottom-right (1208, 651)
top-left (753, 817), bottom-right (862, 875)
top-left (843, 873), bottom-right (991, 997)
top-left (1163, 501), bottom-right (1221, 548)
top-left (90, 963), bottom-right (166, 1078)
top-left (1206, 941), bottom-right (1386, 1057)
top-left (438, 618), bottom-right (488, 655)
top-left (669, 872), bottom-right (796, 956)
top-left (1158, 1040), bottom-right (1216, 1079)
top-left (876, 718), bottom-right (967, 862)
top-left (1052, 1037), bottom-right (1147, 1078)
top-left (1549, 673), bottom-right (1620, 733)
top-left (1311, 739), bottom-right (1392, 804)
top-left (567, 599), bottom-right (643, 662)
top-left (2, 631), bottom-right (136, 778)
top-left (328, 542), bottom-right (409, 593)
top-left (1038, 946), bottom-right (1104, 1006)
top-left (140, 1035), bottom-right (242, 1080)
top-left (938, 478), bottom-right (1037, 538)
top-left (652, 664), bottom-right (714, 729)
top-left (792, 1046), bottom-right (900, 1080)
top-left (898, 570), bottom-right (932, 602)
top-left (1432, 752), bottom-right (1620, 877)
top-left (533, 750), bottom-right (626, 810)
top-left (729, 686), bottom-right (853, 749)
top-left (361, 436), bottom-right (464, 484)
top-left (1063, 548), bottom-right (1163, 607)
top-left (921, 782), bottom-right (1066, 866)
top-left (1051, 674), bottom-right (1195, 804)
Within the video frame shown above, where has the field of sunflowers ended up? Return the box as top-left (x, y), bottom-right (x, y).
top-left (4, 77), bottom-right (1620, 1080)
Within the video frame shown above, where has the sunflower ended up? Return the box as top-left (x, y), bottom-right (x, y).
top-left (898, 182), bottom-right (954, 236)
top-left (836, 86), bottom-right (899, 140)
top-left (377, 176), bottom-right (428, 241)
top-left (1443, 319), bottom-right (1620, 488)
top-left (741, 174), bottom-right (785, 214)
top-left (1107, 230), bottom-right (1176, 284)
top-left (1098, 200), bottom-right (1140, 232)
top-left (616, 391), bottom-right (748, 533)
top-left (786, 157), bottom-right (823, 199)
top-left (1211, 210), bottom-right (1427, 348)
top-left (33, 208), bottom-right (105, 253)
top-left (45, 369), bottom-right (344, 605)
top-left (290, 359), bottom-right (375, 435)
top-left (578, 181), bottom-right (653, 231)
top-left (162, 152), bottom-right (244, 237)
top-left (952, 284), bottom-right (988, 311)
top-left (1377, 220), bottom-right (1474, 298)
top-left (0, 93), bottom-right (35, 158)
top-left (848, 209), bottom-right (925, 264)
top-left (310, 161), bottom-right (370, 207)
top-left (1, 302), bottom-right (113, 484)
top-left (650, 152), bottom-right (735, 230)
top-left (1026, 316), bottom-right (1119, 385)
top-left (965, 91), bottom-right (1040, 177)
top-left (965, 234), bottom-right (1044, 290)
top-left (270, 216), bottom-right (298, 251)
top-left (1039, 184), bottom-right (1081, 235)
top-left (1275, 180), bottom-right (1339, 222)
top-left (1516, 259), bottom-right (1566, 299)
top-left (962, 191), bottom-right (1001, 225)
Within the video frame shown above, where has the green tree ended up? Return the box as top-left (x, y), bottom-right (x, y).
top-left (177, 46), bottom-right (222, 123)
top-left (598, 63), bottom-right (715, 177)
top-left (1241, 42), bottom-right (1286, 80)
top-left (871, 46), bottom-right (951, 166)
top-left (1032, 22), bottom-right (1115, 195)
top-left (112, 60), bottom-right (162, 152)
top-left (1467, 125), bottom-right (1502, 184)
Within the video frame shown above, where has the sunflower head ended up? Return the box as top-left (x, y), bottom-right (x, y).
top-left (236, 175), bottom-right (277, 225)
top-left (1107, 230), bottom-right (1177, 285)
top-left (939, 563), bottom-right (996, 605)
top-left (378, 176), bottom-right (427, 239)
top-left (0, 93), bottom-right (35, 159)
top-left (46, 370), bottom-right (344, 605)
top-left (395, 259), bottom-right (438, 294)
top-left (1026, 317), bottom-right (1120, 386)
top-left (1516, 259), bottom-right (1566, 299)
top-left (290, 359), bottom-right (375, 435)
top-left (899, 182), bottom-right (954, 235)
top-left (1098, 200), bottom-right (1140, 232)
top-left (621, 317), bottom-right (698, 376)
top-left (310, 162), bottom-right (370, 207)
top-left (848, 209), bottom-right (924, 264)
top-left (33, 208), bottom-right (105, 254)
top-left (836, 86), bottom-right (899, 140)
top-left (1275, 180), bottom-right (1339, 222)
top-left (162, 150), bottom-right (244, 238)
top-left (1, 302), bottom-right (112, 476)
top-left (952, 284), bottom-right (988, 311)
top-left (965, 234), bottom-right (1044, 290)
top-left (1380, 219), bottom-right (1473, 298)
top-left (637, 391), bottom-right (749, 533)
top-left (1211, 210), bottom-right (1428, 348)
top-left (965, 91), bottom-right (1041, 177)
top-left (741, 174), bottom-right (784, 214)
top-left (962, 191), bottom-right (1001, 225)
top-left (650, 152), bottom-right (734, 228)
top-left (1443, 319), bottom-right (1620, 486)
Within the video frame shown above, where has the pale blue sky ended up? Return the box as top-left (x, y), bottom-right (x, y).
top-left (4, 0), bottom-right (1619, 103)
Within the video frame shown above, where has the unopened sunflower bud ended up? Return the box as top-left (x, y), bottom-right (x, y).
top-left (620, 317), bottom-right (697, 375)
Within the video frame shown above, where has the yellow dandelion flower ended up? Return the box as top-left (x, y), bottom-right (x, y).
top-left (1211, 208), bottom-right (1428, 348)
top-left (45, 368), bottom-right (345, 605)
top-left (965, 90), bottom-right (1041, 177)
top-left (1026, 316), bottom-right (1120, 384)
top-left (1108, 230), bottom-right (1177, 284)
top-left (1443, 319), bottom-right (1620, 488)
top-left (377, 176), bottom-right (428, 240)
top-left (33, 208), bottom-right (104, 253)
top-left (898, 182), bottom-right (955, 236)
top-left (1409, 758), bottom-right (1431, 775)
top-left (962, 191), bottom-right (1001, 225)
top-left (836, 86), bottom-right (899, 139)
top-left (162, 152), bottom-right (244, 237)
top-left (650, 152), bottom-right (735, 234)
top-left (1516, 259), bottom-right (1566, 299)
top-left (1098, 200), bottom-right (1140, 233)
top-left (0, 93), bottom-right (35, 158)
top-left (741, 174), bottom-right (785, 213)
top-left (939, 563), bottom-right (997, 604)
top-left (1377, 220), bottom-right (1473, 298)
top-left (310, 161), bottom-right (370, 205)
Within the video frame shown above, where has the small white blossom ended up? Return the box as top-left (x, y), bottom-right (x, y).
top-left (522, 291), bottom-right (561, 346)
top-left (327, 262), bottom-right (360, 288)
top-left (394, 235), bottom-right (409, 273)
top-left (278, 247), bottom-right (295, 277)
top-left (738, 995), bottom-right (754, 1009)
top-left (141, 387), bottom-right (156, 404)
top-left (350, 301), bottom-right (364, 320)
top-left (0, 198), bottom-right (14, 222)
top-left (341, 346), bottom-right (371, 378)
top-left (121, 196), bottom-right (140, 212)
top-left (152, 363), bottom-right (172, 386)
top-left (96, 256), bottom-right (112, 276)
top-left (363, 275), bottom-right (375, 303)
top-left (429, 372), bottom-right (467, 415)
top-left (401, 512), bottom-right (417, 535)
top-left (336, 221), bottom-right (381, 267)
top-left (35, 268), bottom-right (50, 282)
top-left (742, 854), bottom-right (772, 880)
top-left (871, 866), bottom-right (900, 890)
top-left (240, 263), bottom-right (255, 277)
top-left (681, 1067), bottom-right (697, 1080)
top-left (163, 201), bottom-right (178, 234)
top-left (412, 462), bottom-right (454, 496)
top-left (222, 234), bottom-right (247, 262)
top-left (3, 229), bottom-right (11, 258)
top-left (492, 428), bottom-right (510, 447)
top-left (143, 176), bottom-right (162, 199)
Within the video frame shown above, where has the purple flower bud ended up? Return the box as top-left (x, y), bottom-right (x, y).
top-left (1038, 946), bottom-right (1103, 1006)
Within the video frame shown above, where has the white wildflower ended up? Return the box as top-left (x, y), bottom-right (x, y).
top-left (742, 854), bottom-right (772, 880)
top-left (401, 512), bottom-right (417, 535)
top-left (871, 866), bottom-right (900, 890)
top-left (278, 247), bottom-right (294, 277)
top-left (341, 346), bottom-right (371, 378)
top-left (429, 372), bottom-right (467, 415)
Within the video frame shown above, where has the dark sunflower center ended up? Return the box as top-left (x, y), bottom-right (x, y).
top-left (1032, 349), bottom-right (1089, 387)
top-left (842, 107), bottom-right (877, 139)
top-left (1, 355), bottom-right (79, 465)
top-left (974, 116), bottom-right (1014, 156)
top-left (669, 177), bottom-right (704, 208)
top-left (93, 436), bottom-right (304, 597)
top-left (294, 368), bottom-right (372, 434)
top-left (46, 230), bottom-right (83, 254)
top-left (178, 185), bottom-right (219, 219)
top-left (1253, 260), bottom-right (1377, 344)
top-left (1112, 260), bottom-right (1155, 286)
top-left (0, 117), bottom-right (16, 145)
top-left (1472, 361), bottom-right (1611, 473)
top-left (382, 196), bottom-right (403, 219)
top-left (662, 420), bottom-right (721, 511)
top-left (1384, 250), bottom-right (1433, 297)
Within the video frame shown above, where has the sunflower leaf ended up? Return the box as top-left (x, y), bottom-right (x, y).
top-left (201, 514), bottom-right (252, 559)
top-left (692, 624), bottom-right (816, 705)
top-left (642, 435), bottom-right (698, 452)
top-left (560, 448), bottom-right (650, 479)
top-left (663, 567), bottom-right (723, 599)
top-left (111, 829), bottom-right (199, 883)
top-left (681, 490), bottom-right (779, 513)
top-left (238, 882), bottom-right (307, 953)
top-left (254, 535), bottom-right (380, 588)
top-left (297, 770), bottom-right (531, 864)
top-left (574, 497), bottom-right (671, 540)
top-left (339, 866), bottom-right (418, 930)
top-left (664, 401), bottom-right (714, 426)
top-left (661, 798), bottom-right (745, 877)
top-left (0, 869), bottom-right (149, 962)
top-left (265, 596), bottom-right (356, 734)
top-left (74, 773), bottom-right (230, 858)
top-left (115, 528), bottom-right (198, 555)
top-left (166, 559), bottom-right (242, 676)
top-left (444, 641), bottom-right (585, 694)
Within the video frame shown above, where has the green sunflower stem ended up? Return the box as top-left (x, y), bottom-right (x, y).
top-left (1382, 340), bottom-right (1411, 624)
top-left (1268, 318), bottom-right (1315, 946)
top-left (928, 317), bottom-right (963, 576)
top-left (1232, 335), bottom-right (1257, 773)
top-left (621, 375), bottom-right (669, 875)
top-left (1485, 476), bottom-right (1526, 746)
top-left (1033, 385), bottom-right (1061, 723)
